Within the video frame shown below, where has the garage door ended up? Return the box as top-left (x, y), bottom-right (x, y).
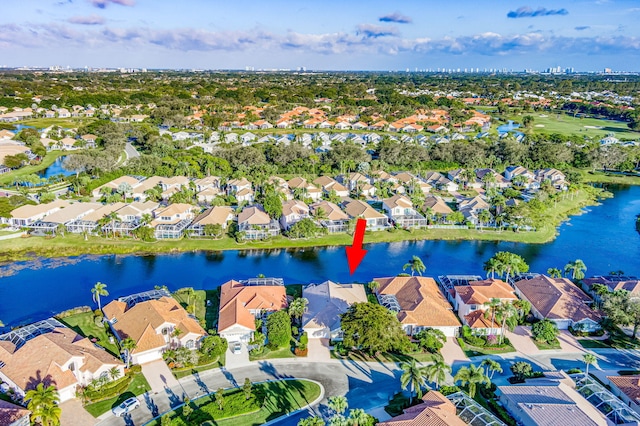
top-left (305, 328), bottom-right (329, 338)
top-left (135, 351), bottom-right (162, 365)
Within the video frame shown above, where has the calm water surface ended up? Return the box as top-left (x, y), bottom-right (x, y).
top-left (1, 185), bottom-right (639, 328)
top-left (37, 156), bottom-right (73, 179)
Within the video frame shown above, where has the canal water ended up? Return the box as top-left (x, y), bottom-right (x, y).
top-left (1, 185), bottom-right (639, 328)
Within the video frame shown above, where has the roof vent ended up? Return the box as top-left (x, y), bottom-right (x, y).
top-left (0, 361), bottom-right (5, 369)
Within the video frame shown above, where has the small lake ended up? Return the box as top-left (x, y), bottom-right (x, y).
top-left (37, 156), bottom-right (74, 179)
top-left (497, 120), bottom-right (521, 134)
top-left (0, 185), bottom-right (639, 328)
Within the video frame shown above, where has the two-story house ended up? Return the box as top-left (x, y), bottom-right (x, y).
top-left (151, 203), bottom-right (196, 239)
top-left (237, 205), bottom-right (280, 240)
top-left (343, 200), bottom-right (389, 231)
top-left (280, 200), bottom-right (310, 230)
top-left (453, 279), bottom-right (518, 335)
top-left (382, 195), bottom-right (428, 229)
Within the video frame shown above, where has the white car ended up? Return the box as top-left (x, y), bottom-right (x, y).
top-left (112, 397), bottom-right (140, 417)
top-left (232, 342), bottom-right (242, 354)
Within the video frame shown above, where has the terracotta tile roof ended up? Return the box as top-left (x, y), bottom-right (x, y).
top-left (454, 279), bottom-right (516, 305)
top-left (344, 200), bottom-right (386, 220)
top-left (607, 375), bottom-right (640, 403)
top-left (103, 296), bottom-right (205, 354)
top-left (374, 277), bottom-right (460, 327)
top-left (218, 280), bottom-right (287, 333)
top-left (464, 310), bottom-right (495, 329)
top-left (514, 275), bottom-right (600, 323)
top-left (378, 390), bottom-right (465, 426)
top-left (0, 328), bottom-right (122, 393)
top-left (310, 201), bottom-right (348, 221)
top-left (0, 400), bottom-right (30, 425)
top-left (287, 177), bottom-right (308, 189)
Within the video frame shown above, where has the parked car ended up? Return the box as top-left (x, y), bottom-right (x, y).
top-left (112, 397), bottom-right (140, 417)
top-left (232, 342), bottom-right (242, 354)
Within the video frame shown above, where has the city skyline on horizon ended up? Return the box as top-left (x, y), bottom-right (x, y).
top-left (1, 0), bottom-right (640, 71)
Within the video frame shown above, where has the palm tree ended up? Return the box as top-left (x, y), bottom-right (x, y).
top-left (426, 360), bottom-right (451, 389)
top-left (109, 366), bottom-right (121, 381)
top-left (478, 209), bottom-right (492, 229)
top-left (481, 358), bottom-right (503, 379)
top-left (454, 364), bottom-right (490, 398)
top-left (496, 302), bottom-right (517, 345)
top-left (288, 297), bottom-right (309, 325)
top-left (564, 259), bottom-right (587, 281)
top-left (367, 280), bottom-right (380, 293)
top-left (547, 267), bottom-right (562, 278)
top-left (298, 416), bottom-right (325, 426)
top-left (348, 408), bottom-right (369, 426)
top-left (91, 282), bottom-right (109, 311)
top-left (182, 287), bottom-right (196, 311)
top-left (400, 359), bottom-right (429, 403)
top-left (403, 255), bottom-right (426, 276)
top-left (483, 298), bottom-right (502, 329)
top-left (26, 383), bottom-right (61, 426)
top-left (0, 320), bottom-right (4, 328)
top-left (121, 337), bottom-right (137, 368)
top-left (328, 395), bottom-right (348, 416)
top-left (483, 258), bottom-right (503, 279)
top-left (583, 353), bottom-right (597, 377)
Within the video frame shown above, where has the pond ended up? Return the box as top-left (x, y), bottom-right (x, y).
top-left (36, 156), bottom-right (74, 179)
top-left (0, 185), bottom-right (639, 328)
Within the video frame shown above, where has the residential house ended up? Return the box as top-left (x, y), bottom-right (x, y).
top-left (381, 195), bottom-right (427, 229)
top-left (457, 195), bottom-right (491, 225)
top-left (302, 281), bottom-right (367, 340)
top-left (59, 137), bottom-right (78, 150)
top-left (28, 202), bottom-right (102, 234)
top-left (0, 400), bottom-right (30, 426)
top-left (280, 200), bottom-right (310, 230)
top-left (151, 203), bottom-right (196, 239)
top-left (65, 202), bottom-right (126, 234)
top-left (217, 279), bottom-right (287, 343)
top-left (189, 206), bottom-right (234, 236)
top-left (536, 168), bottom-right (568, 190)
top-left (337, 172), bottom-right (370, 192)
top-left (374, 276), bottom-right (461, 337)
top-left (103, 292), bottom-right (206, 365)
top-left (447, 168), bottom-right (482, 189)
top-left (92, 176), bottom-right (141, 198)
top-left (313, 176), bottom-right (349, 197)
top-left (237, 205), bottom-right (280, 240)
top-left (423, 172), bottom-right (459, 192)
top-left (378, 391), bottom-right (466, 426)
top-left (103, 201), bottom-right (159, 236)
top-left (288, 177), bottom-right (323, 201)
top-left (498, 373), bottom-right (610, 426)
top-left (0, 130), bottom-right (15, 139)
top-left (343, 200), bottom-right (389, 231)
top-left (476, 168), bottom-right (510, 189)
top-left (157, 176), bottom-right (190, 200)
top-left (0, 141), bottom-right (33, 166)
top-left (310, 201), bottom-right (350, 233)
top-left (606, 375), bottom-right (640, 415)
top-left (80, 134), bottom-right (98, 148)
top-left (422, 195), bottom-right (453, 218)
top-left (9, 200), bottom-right (70, 228)
top-left (504, 165), bottom-right (536, 183)
top-left (513, 275), bottom-right (601, 331)
top-left (582, 275), bottom-right (640, 300)
top-left (226, 177), bottom-right (252, 195)
top-left (453, 279), bottom-right (518, 335)
top-left (0, 320), bottom-right (124, 402)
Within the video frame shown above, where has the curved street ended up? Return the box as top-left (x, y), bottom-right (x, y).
top-left (92, 339), bottom-right (640, 426)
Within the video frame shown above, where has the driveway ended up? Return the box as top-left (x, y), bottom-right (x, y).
top-left (60, 399), bottom-right (97, 426)
top-left (307, 338), bottom-right (331, 362)
top-left (506, 326), bottom-right (541, 355)
top-left (141, 360), bottom-right (180, 394)
top-left (225, 342), bottom-right (251, 369)
top-left (557, 330), bottom-right (586, 353)
top-left (441, 337), bottom-right (468, 366)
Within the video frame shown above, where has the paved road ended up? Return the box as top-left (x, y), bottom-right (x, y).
top-left (97, 359), bottom-right (402, 426)
top-left (124, 142), bottom-right (140, 160)
top-left (95, 344), bottom-right (640, 426)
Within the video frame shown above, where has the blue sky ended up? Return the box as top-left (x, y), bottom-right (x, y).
top-left (1, 0), bottom-right (639, 71)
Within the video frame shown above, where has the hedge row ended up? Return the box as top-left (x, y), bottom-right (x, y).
top-left (84, 374), bottom-right (133, 402)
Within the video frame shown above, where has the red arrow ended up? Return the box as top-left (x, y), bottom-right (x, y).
top-left (345, 218), bottom-right (368, 275)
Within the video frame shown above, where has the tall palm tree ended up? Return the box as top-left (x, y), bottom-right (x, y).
top-left (297, 416), bottom-right (325, 426)
top-left (26, 383), bottom-right (61, 426)
top-left (348, 408), bottom-right (369, 426)
top-left (483, 298), bottom-right (502, 329)
top-left (547, 267), bottom-right (562, 278)
top-left (583, 353), bottom-right (597, 377)
top-left (426, 360), bottom-right (451, 390)
top-left (481, 358), bottom-right (503, 379)
top-left (91, 282), bottom-right (109, 311)
top-left (400, 359), bottom-right (429, 403)
top-left (328, 395), bottom-right (348, 416)
top-left (109, 366), bottom-right (121, 381)
top-left (483, 258), bottom-right (502, 279)
top-left (403, 255), bottom-right (426, 276)
top-left (367, 280), bottom-right (380, 293)
top-left (496, 302), bottom-right (517, 345)
top-left (454, 364), bottom-right (490, 398)
top-left (121, 337), bottom-right (137, 368)
top-left (564, 259), bottom-right (587, 281)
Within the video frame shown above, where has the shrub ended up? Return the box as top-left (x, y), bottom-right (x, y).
top-left (567, 368), bottom-right (582, 374)
top-left (299, 332), bottom-right (308, 346)
top-left (266, 311), bottom-right (292, 349)
top-left (83, 374), bottom-right (132, 402)
top-left (439, 385), bottom-right (461, 396)
top-left (488, 398), bottom-right (517, 426)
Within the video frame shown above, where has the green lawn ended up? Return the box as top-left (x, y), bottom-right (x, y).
top-left (457, 338), bottom-right (516, 357)
top-left (582, 171), bottom-right (640, 186)
top-left (502, 112), bottom-right (639, 139)
top-left (249, 346), bottom-right (296, 361)
top-left (577, 339), bottom-right (610, 349)
top-left (57, 312), bottom-right (120, 356)
top-left (17, 117), bottom-right (95, 129)
top-left (173, 288), bottom-right (207, 323)
top-left (148, 379), bottom-right (321, 426)
top-left (84, 373), bottom-right (151, 417)
top-left (172, 356), bottom-right (225, 379)
top-left (532, 338), bottom-right (561, 350)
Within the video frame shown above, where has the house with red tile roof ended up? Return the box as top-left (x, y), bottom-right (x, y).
top-left (218, 280), bottom-right (287, 343)
top-left (378, 390), bottom-right (466, 426)
top-left (453, 279), bottom-right (518, 335)
top-left (374, 276), bottom-right (461, 337)
top-left (0, 400), bottom-right (30, 426)
top-left (103, 294), bottom-right (206, 365)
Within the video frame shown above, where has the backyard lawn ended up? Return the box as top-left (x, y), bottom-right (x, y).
top-left (57, 311), bottom-right (120, 356)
